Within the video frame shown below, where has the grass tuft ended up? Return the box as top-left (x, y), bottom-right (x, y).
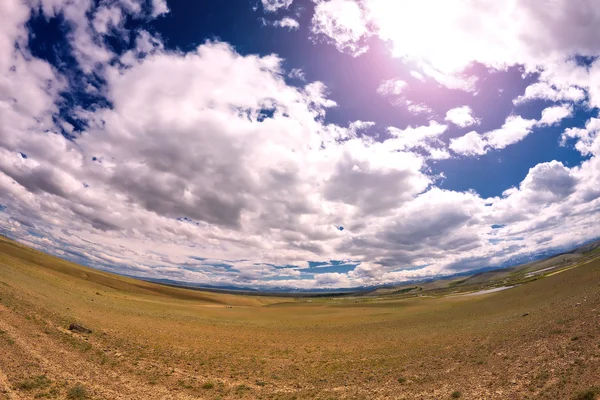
top-left (0, 330), bottom-right (15, 345)
top-left (451, 391), bottom-right (462, 398)
top-left (16, 375), bottom-right (51, 391)
top-left (67, 384), bottom-right (88, 400)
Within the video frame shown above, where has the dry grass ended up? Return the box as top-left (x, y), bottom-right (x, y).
top-left (0, 235), bottom-right (599, 399)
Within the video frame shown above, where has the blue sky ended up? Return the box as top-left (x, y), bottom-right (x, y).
top-left (1, 0), bottom-right (600, 289)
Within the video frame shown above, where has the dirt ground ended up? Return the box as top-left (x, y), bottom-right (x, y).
top-left (0, 236), bottom-right (599, 399)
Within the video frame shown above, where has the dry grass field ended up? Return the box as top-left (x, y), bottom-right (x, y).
top-left (0, 235), bottom-right (599, 399)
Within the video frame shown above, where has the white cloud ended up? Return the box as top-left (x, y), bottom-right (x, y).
top-left (384, 121), bottom-right (448, 159)
top-left (450, 131), bottom-right (487, 156)
top-left (451, 114), bottom-right (540, 156)
top-left (288, 68), bottom-right (306, 81)
top-left (377, 79), bottom-right (407, 96)
top-left (561, 116), bottom-right (600, 156)
top-left (348, 120), bottom-right (375, 133)
top-left (2, 0), bottom-right (600, 290)
top-left (387, 121), bottom-right (447, 147)
top-left (273, 17), bottom-right (300, 30)
top-left (518, 161), bottom-right (578, 204)
top-left (261, 0), bottom-right (294, 13)
top-left (307, 0), bottom-right (600, 104)
top-left (485, 115), bottom-right (537, 150)
top-left (376, 79), bottom-right (431, 115)
top-left (92, 6), bottom-right (123, 34)
top-left (405, 101), bottom-right (432, 115)
top-left (419, 63), bottom-right (478, 92)
top-left (514, 82), bottom-right (586, 105)
top-left (445, 106), bottom-right (480, 128)
top-left (151, 0), bottom-right (169, 17)
top-left (537, 104), bottom-right (573, 127)
top-left (410, 70), bottom-right (425, 81)
top-left (311, 0), bottom-right (370, 56)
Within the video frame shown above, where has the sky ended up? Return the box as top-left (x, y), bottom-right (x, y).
top-left (1, 0), bottom-right (600, 290)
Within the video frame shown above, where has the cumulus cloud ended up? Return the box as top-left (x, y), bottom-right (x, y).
top-left (311, 0), bottom-right (371, 56)
top-left (485, 115), bottom-right (537, 150)
top-left (451, 114), bottom-right (540, 156)
top-left (312, 0), bottom-right (600, 70)
top-left (307, 0), bottom-right (600, 106)
top-left (450, 131), bottom-right (487, 156)
top-left (537, 104), bottom-right (574, 127)
top-left (561, 116), bottom-right (600, 156)
top-left (514, 82), bottom-right (587, 105)
top-left (445, 106), bottom-right (480, 128)
top-left (1, 0), bottom-right (600, 290)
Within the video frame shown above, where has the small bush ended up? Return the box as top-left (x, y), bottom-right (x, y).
top-left (0, 330), bottom-right (15, 345)
top-left (397, 377), bottom-right (406, 383)
top-left (236, 384), bottom-right (250, 392)
top-left (67, 384), bottom-right (88, 400)
top-left (16, 375), bottom-right (51, 391)
top-left (451, 391), bottom-right (462, 398)
top-left (574, 389), bottom-right (597, 400)
top-left (202, 382), bottom-right (214, 390)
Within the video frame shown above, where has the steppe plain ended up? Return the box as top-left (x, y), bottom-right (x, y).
top-left (0, 235), bottom-right (599, 399)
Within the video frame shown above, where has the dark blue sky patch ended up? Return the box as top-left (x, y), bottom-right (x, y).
top-left (27, 9), bottom-right (114, 139)
top-left (309, 264), bottom-right (357, 274)
top-left (308, 261), bottom-right (328, 268)
top-left (27, 229), bottom-right (45, 238)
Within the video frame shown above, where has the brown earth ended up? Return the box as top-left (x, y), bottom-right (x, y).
top-left (0, 236), bottom-right (599, 399)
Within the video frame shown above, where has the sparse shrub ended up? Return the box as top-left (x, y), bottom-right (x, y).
top-left (574, 389), bottom-right (598, 400)
top-left (67, 384), bottom-right (88, 400)
top-left (397, 377), bottom-right (406, 383)
top-left (255, 380), bottom-right (266, 387)
top-left (236, 384), bottom-right (250, 392)
top-left (0, 330), bottom-right (15, 345)
top-left (33, 388), bottom-right (58, 399)
top-left (202, 382), bottom-right (214, 389)
top-left (177, 379), bottom-right (193, 389)
top-left (16, 375), bottom-right (51, 391)
top-left (451, 391), bottom-right (462, 398)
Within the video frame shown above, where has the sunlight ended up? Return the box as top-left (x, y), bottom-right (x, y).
top-left (365, 0), bottom-right (510, 73)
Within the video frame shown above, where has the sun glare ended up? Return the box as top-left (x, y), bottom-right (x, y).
top-left (365, 0), bottom-right (505, 73)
